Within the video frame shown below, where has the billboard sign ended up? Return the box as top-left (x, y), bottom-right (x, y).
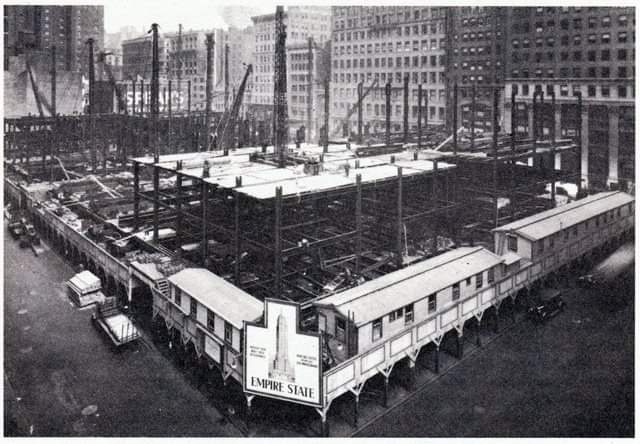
top-left (244, 299), bottom-right (322, 407)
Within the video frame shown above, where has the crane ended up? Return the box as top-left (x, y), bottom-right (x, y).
top-left (25, 57), bottom-right (54, 117)
top-left (331, 79), bottom-right (378, 137)
top-left (219, 64), bottom-right (253, 153)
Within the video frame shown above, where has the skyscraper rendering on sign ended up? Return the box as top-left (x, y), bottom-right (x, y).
top-left (269, 312), bottom-right (295, 382)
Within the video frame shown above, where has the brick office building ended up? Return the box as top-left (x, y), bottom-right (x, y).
top-left (503, 7), bottom-right (635, 190)
top-left (330, 6), bottom-right (448, 137)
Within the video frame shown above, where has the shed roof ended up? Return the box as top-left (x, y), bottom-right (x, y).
top-left (315, 247), bottom-right (504, 327)
top-left (68, 270), bottom-right (101, 294)
top-left (493, 192), bottom-right (634, 241)
top-left (168, 268), bottom-right (263, 329)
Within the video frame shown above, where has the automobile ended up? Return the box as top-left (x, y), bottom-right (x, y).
top-left (528, 289), bottom-right (566, 323)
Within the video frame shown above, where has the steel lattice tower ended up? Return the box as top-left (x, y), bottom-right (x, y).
top-left (273, 5), bottom-right (289, 168)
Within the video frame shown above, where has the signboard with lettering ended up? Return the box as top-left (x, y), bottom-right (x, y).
top-left (244, 299), bottom-right (322, 407)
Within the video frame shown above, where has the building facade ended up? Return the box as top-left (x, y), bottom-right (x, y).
top-left (446, 7), bottom-right (506, 133)
top-left (330, 6), bottom-right (448, 138)
top-left (4, 5), bottom-right (104, 73)
top-left (250, 6), bottom-right (332, 123)
top-left (503, 7), bottom-right (635, 190)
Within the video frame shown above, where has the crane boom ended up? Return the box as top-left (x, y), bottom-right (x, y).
top-left (219, 64), bottom-right (253, 152)
top-left (331, 79), bottom-right (378, 136)
top-left (25, 59), bottom-right (54, 117)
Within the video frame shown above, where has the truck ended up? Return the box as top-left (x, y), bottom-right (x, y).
top-left (91, 297), bottom-right (140, 347)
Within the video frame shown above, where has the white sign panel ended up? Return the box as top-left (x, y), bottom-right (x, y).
top-left (244, 299), bottom-right (322, 407)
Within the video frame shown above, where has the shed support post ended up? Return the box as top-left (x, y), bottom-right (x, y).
top-left (494, 307), bottom-right (500, 333)
top-left (457, 332), bottom-right (464, 359)
top-left (353, 394), bottom-right (360, 428)
top-left (434, 346), bottom-right (440, 373)
top-left (476, 318), bottom-right (482, 347)
top-left (383, 375), bottom-right (389, 408)
top-left (355, 174), bottom-right (363, 273)
top-left (245, 394), bottom-right (254, 421)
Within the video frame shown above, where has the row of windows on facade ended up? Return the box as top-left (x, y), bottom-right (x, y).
top-left (516, 6), bottom-right (620, 16)
top-left (333, 22), bottom-right (445, 43)
top-left (459, 14), bottom-right (502, 28)
top-left (333, 7), bottom-right (446, 25)
top-left (333, 71), bottom-right (445, 86)
top-left (333, 102), bottom-right (446, 120)
top-left (512, 83), bottom-right (633, 101)
top-left (334, 86), bottom-right (445, 101)
top-left (335, 55), bottom-right (445, 71)
top-left (507, 203), bottom-right (634, 255)
top-left (174, 289), bottom-right (234, 345)
top-left (369, 268), bottom-right (495, 342)
top-left (509, 65), bottom-right (633, 83)
top-left (511, 14), bottom-right (631, 34)
top-left (512, 85), bottom-right (635, 98)
top-left (451, 45), bottom-right (501, 57)
top-left (512, 32), bottom-right (633, 50)
top-left (512, 49), bottom-right (632, 64)
top-left (334, 39), bottom-right (445, 56)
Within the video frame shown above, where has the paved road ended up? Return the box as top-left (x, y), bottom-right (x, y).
top-left (4, 224), bottom-right (242, 437)
top-left (357, 272), bottom-right (634, 437)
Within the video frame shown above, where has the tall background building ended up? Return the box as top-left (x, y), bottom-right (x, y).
top-left (4, 5), bottom-right (104, 116)
top-left (330, 6), bottom-right (448, 138)
top-left (502, 7), bottom-right (635, 191)
top-left (250, 5), bottom-right (332, 130)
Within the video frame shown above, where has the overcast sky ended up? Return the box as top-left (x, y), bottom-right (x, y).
top-left (104, 1), bottom-right (273, 34)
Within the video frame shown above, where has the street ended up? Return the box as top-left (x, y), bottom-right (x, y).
top-left (356, 270), bottom-right (634, 437)
top-left (3, 223), bottom-right (242, 437)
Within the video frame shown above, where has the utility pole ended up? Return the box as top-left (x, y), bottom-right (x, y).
top-left (307, 37), bottom-right (313, 142)
top-left (87, 38), bottom-right (96, 173)
top-left (224, 43), bottom-right (230, 112)
top-left (205, 33), bottom-right (214, 151)
top-left (273, 5), bottom-right (288, 168)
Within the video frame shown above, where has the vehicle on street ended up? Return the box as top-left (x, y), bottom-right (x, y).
top-left (528, 289), bottom-right (566, 323)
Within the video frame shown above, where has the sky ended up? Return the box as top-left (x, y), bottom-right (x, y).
top-left (104, 0), bottom-right (273, 34)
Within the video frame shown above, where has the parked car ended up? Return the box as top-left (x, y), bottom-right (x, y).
top-left (528, 289), bottom-right (566, 323)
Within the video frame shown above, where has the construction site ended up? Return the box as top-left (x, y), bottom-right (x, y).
top-left (8, 5), bottom-right (633, 438)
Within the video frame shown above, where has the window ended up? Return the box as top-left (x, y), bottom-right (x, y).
top-left (466, 277), bottom-right (472, 286)
top-left (618, 49), bottom-right (627, 61)
top-left (539, 240), bottom-right (545, 253)
top-left (588, 85), bottom-right (596, 97)
top-left (404, 304), bottom-right (414, 325)
top-left (452, 282), bottom-right (460, 301)
top-left (618, 86), bottom-right (627, 98)
top-left (602, 33), bottom-right (611, 44)
top-left (175, 287), bottom-right (182, 306)
top-left (428, 294), bottom-right (437, 313)
top-left (488, 268), bottom-right (495, 284)
top-left (508, 235), bottom-right (518, 252)
top-left (475, 272), bottom-right (483, 289)
top-left (335, 317), bottom-right (346, 341)
top-left (190, 298), bottom-right (197, 317)
top-left (601, 86), bottom-right (610, 97)
top-left (601, 49), bottom-right (610, 61)
top-left (207, 309), bottom-right (215, 332)
top-left (372, 318), bottom-right (383, 341)
top-left (619, 31), bottom-right (628, 43)
top-left (389, 308), bottom-right (403, 322)
top-left (224, 321), bottom-right (233, 344)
